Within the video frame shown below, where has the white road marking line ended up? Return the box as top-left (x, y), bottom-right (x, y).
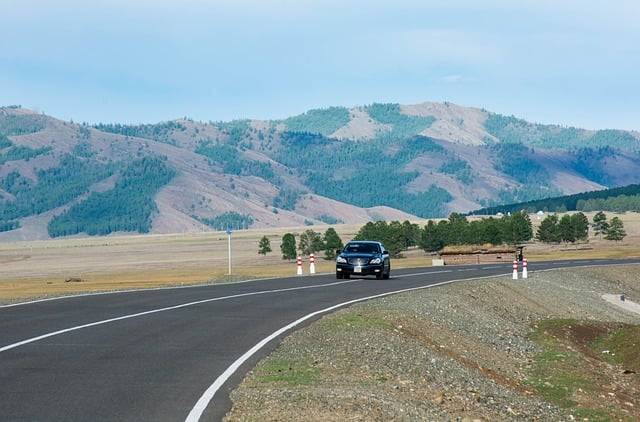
top-left (184, 272), bottom-right (510, 422)
top-left (457, 268), bottom-right (474, 272)
top-left (0, 279), bottom-right (357, 354)
top-left (481, 266), bottom-right (501, 270)
top-left (0, 272), bottom-right (333, 309)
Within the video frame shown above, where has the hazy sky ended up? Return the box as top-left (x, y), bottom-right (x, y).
top-left (1, 0), bottom-right (639, 129)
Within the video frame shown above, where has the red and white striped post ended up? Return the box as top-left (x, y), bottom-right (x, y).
top-left (296, 256), bottom-right (303, 276)
top-left (309, 254), bottom-right (316, 274)
top-left (512, 260), bottom-right (518, 280)
top-left (522, 258), bottom-right (528, 279)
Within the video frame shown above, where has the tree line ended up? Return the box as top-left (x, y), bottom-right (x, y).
top-left (258, 228), bottom-right (345, 260)
top-left (257, 210), bottom-right (627, 262)
top-left (470, 183), bottom-right (640, 216)
top-left (537, 211), bottom-right (626, 243)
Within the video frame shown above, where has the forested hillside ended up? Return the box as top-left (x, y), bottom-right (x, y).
top-left (469, 184), bottom-right (640, 215)
top-left (0, 101), bottom-right (639, 240)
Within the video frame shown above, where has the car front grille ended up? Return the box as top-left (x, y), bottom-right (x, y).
top-left (348, 258), bottom-right (368, 265)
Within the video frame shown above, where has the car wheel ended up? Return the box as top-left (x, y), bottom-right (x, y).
top-left (336, 272), bottom-right (343, 279)
top-left (344, 273), bottom-right (350, 279)
top-left (383, 269), bottom-right (390, 279)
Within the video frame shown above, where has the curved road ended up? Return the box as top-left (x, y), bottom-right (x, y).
top-left (1, 258), bottom-right (638, 421)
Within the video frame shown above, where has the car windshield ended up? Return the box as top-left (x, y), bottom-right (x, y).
top-left (344, 243), bottom-right (380, 254)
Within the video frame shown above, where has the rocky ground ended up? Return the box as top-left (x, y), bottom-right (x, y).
top-left (225, 265), bottom-right (640, 421)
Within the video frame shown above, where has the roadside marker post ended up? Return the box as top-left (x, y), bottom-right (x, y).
top-left (522, 258), bottom-right (528, 279)
top-left (296, 256), bottom-right (303, 276)
top-left (512, 260), bottom-right (518, 280)
top-left (309, 254), bottom-right (316, 274)
top-left (226, 227), bottom-right (232, 276)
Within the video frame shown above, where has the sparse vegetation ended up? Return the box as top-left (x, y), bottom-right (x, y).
top-left (272, 188), bottom-right (300, 211)
top-left (317, 214), bottom-right (342, 225)
top-left (0, 114), bottom-right (46, 135)
top-left (364, 103), bottom-right (435, 140)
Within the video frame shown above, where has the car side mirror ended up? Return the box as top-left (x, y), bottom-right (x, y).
top-left (382, 251), bottom-right (389, 256)
top-left (336, 249), bottom-right (342, 256)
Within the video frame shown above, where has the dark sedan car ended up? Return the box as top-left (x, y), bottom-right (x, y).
top-left (336, 241), bottom-right (390, 279)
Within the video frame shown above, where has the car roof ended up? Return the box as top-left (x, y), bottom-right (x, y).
top-left (346, 240), bottom-right (382, 245)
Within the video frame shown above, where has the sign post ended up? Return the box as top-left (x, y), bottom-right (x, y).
top-left (226, 227), bottom-right (232, 276)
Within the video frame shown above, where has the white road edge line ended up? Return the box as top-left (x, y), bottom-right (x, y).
top-left (0, 279), bottom-right (357, 353)
top-left (184, 272), bottom-right (509, 422)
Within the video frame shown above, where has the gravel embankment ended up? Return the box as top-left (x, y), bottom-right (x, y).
top-left (225, 266), bottom-right (640, 421)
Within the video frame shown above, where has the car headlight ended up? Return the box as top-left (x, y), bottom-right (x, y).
top-left (336, 256), bottom-right (347, 263)
top-left (370, 257), bottom-right (382, 264)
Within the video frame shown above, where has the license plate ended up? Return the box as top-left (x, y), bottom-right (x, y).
top-left (354, 266), bottom-right (362, 273)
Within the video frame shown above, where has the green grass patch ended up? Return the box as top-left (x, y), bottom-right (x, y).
top-left (321, 311), bottom-right (393, 332)
top-left (591, 324), bottom-right (640, 372)
top-left (255, 358), bottom-right (320, 385)
top-left (527, 319), bottom-right (638, 420)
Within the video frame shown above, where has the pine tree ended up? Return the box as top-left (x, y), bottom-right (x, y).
top-left (280, 233), bottom-right (297, 260)
top-left (502, 211), bottom-right (533, 245)
top-left (298, 229), bottom-right (324, 255)
top-left (323, 227), bottom-right (343, 259)
top-left (558, 214), bottom-right (576, 243)
top-left (258, 235), bottom-right (272, 255)
top-left (592, 211), bottom-right (609, 239)
top-left (536, 214), bottom-right (560, 243)
top-left (385, 221), bottom-right (407, 256)
top-left (419, 220), bottom-right (445, 252)
top-left (605, 217), bottom-right (626, 241)
top-left (570, 212), bottom-right (589, 241)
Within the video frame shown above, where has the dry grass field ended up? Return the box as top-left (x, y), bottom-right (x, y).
top-left (1, 212), bottom-right (639, 303)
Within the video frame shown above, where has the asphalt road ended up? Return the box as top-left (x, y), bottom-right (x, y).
top-left (1, 258), bottom-right (638, 421)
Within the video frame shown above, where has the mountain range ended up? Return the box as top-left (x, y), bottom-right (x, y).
top-left (1, 102), bottom-right (639, 241)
